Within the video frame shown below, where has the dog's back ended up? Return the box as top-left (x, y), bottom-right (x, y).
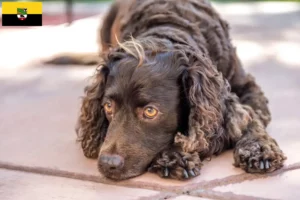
top-left (102, 0), bottom-right (236, 80)
top-left (46, 0), bottom-right (236, 81)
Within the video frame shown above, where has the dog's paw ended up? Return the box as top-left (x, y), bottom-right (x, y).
top-left (234, 138), bottom-right (286, 173)
top-left (148, 150), bottom-right (202, 180)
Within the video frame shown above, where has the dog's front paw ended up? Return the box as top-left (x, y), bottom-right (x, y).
top-left (148, 150), bottom-right (202, 180)
top-left (234, 138), bottom-right (286, 173)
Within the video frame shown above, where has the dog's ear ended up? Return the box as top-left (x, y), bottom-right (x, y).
top-left (176, 54), bottom-right (226, 154)
top-left (76, 65), bottom-right (110, 158)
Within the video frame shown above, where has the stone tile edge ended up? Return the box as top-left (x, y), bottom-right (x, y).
top-left (0, 161), bottom-right (181, 193)
top-left (180, 162), bottom-right (300, 193)
top-left (1, 161), bottom-right (299, 197)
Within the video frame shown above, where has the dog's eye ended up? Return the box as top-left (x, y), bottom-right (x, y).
top-left (104, 102), bottom-right (113, 114)
top-left (143, 107), bottom-right (158, 119)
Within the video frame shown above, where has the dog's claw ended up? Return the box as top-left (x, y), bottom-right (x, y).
top-left (163, 168), bottom-right (169, 177)
top-left (193, 167), bottom-right (200, 175)
top-left (260, 161), bottom-right (264, 169)
top-left (183, 169), bottom-right (189, 179)
top-left (249, 162), bottom-right (253, 168)
top-left (265, 160), bottom-right (270, 169)
top-left (189, 169), bottom-right (196, 177)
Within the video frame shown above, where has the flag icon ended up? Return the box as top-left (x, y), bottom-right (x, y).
top-left (2, 2), bottom-right (42, 26)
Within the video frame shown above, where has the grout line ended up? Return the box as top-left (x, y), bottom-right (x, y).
top-left (1, 161), bottom-right (300, 195)
top-left (176, 162), bottom-right (300, 193)
top-left (0, 161), bottom-right (181, 192)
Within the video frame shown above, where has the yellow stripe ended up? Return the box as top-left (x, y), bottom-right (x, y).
top-left (2, 2), bottom-right (42, 14)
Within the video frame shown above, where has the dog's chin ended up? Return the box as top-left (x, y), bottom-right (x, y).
top-left (99, 168), bottom-right (145, 181)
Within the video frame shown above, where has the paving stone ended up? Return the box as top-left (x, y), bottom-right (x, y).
top-left (214, 169), bottom-right (300, 200)
top-left (0, 169), bottom-right (159, 200)
top-left (0, 67), bottom-right (99, 176)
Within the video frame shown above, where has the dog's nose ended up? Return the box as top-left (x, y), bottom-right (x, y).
top-left (99, 154), bottom-right (124, 170)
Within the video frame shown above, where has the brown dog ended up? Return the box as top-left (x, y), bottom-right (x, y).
top-left (48, 0), bottom-right (286, 180)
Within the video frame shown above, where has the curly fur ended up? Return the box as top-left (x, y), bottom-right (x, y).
top-left (76, 65), bottom-right (109, 158)
top-left (75, 0), bottom-right (285, 180)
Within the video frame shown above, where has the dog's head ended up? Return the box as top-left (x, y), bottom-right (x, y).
top-left (76, 38), bottom-right (225, 180)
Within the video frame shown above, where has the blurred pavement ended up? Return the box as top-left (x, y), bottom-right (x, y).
top-left (0, 2), bottom-right (300, 200)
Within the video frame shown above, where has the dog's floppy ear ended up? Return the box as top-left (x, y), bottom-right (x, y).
top-left (176, 54), bottom-right (225, 155)
top-left (76, 65), bottom-right (110, 158)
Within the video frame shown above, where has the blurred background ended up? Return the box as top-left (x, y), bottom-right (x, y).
top-left (0, 0), bottom-right (299, 68)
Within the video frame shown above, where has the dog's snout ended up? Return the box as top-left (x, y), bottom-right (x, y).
top-left (99, 154), bottom-right (124, 170)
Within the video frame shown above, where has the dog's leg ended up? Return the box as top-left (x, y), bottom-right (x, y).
top-left (228, 50), bottom-right (271, 127)
top-left (224, 95), bottom-right (286, 173)
top-left (234, 120), bottom-right (286, 173)
top-left (148, 145), bottom-right (202, 180)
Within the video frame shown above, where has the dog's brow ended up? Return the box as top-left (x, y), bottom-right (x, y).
top-left (136, 93), bottom-right (153, 102)
top-left (104, 87), bottom-right (120, 100)
top-left (134, 91), bottom-right (168, 106)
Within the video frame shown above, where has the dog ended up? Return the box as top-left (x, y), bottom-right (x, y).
top-left (47, 0), bottom-right (286, 180)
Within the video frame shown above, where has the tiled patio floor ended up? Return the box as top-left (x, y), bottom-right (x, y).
top-left (0, 2), bottom-right (300, 200)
